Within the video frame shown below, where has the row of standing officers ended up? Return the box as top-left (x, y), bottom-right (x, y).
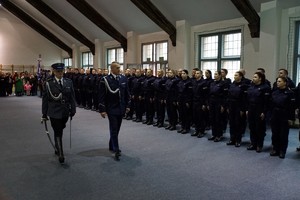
top-left (55, 66), bottom-right (300, 162)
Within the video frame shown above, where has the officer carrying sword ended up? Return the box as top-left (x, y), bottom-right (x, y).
top-left (41, 63), bottom-right (76, 164)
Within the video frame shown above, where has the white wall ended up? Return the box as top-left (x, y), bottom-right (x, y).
top-left (0, 9), bottom-right (63, 68)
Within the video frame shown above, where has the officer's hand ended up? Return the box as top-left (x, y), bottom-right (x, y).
top-left (288, 120), bottom-right (294, 126)
top-left (100, 112), bottom-right (107, 118)
top-left (260, 113), bottom-right (265, 120)
top-left (126, 108), bottom-right (130, 113)
top-left (41, 114), bottom-right (48, 121)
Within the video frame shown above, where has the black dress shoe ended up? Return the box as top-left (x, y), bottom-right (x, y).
top-left (208, 136), bottom-right (216, 141)
top-left (214, 137), bottom-right (221, 142)
top-left (226, 141), bottom-right (235, 145)
top-left (169, 126), bottom-right (176, 131)
top-left (197, 133), bottom-right (205, 138)
top-left (279, 152), bottom-right (285, 159)
top-left (165, 125), bottom-right (171, 129)
top-left (147, 121), bottom-right (153, 125)
top-left (177, 129), bottom-right (184, 133)
top-left (247, 145), bottom-right (256, 150)
top-left (235, 142), bottom-right (241, 147)
top-left (157, 123), bottom-right (163, 128)
top-left (191, 131), bottom-right (199, 136)
top-left (114, 152), bottom-right (120, 161)
top-left (297, 147), bottom-right (300, 151)
top-left (153, 122), bottom-right (159, 126)
top-left (256, 147), bottom-right (262, 153)
top-left (143, 120), bottom-right (149, 124)
top-left (270, 151), bottom-right (279, 156)
top-left (136, 119), bottom-right (142, 122)
top-left (181, 129), bottom-right (189, 134)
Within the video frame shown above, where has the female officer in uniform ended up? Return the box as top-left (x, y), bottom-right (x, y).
top-left (246, 72), bottom-right (270, 153)
top-left (42, 63), bottom-right (76, 164)
top-left (270, 77), bottom-right (295, 159)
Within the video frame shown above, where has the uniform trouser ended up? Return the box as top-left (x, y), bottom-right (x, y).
top-left (75, 89), bottom-right (81, 105)
top-left (86, 90), bottom-right (93, 108)
top-left (93, 91), bottom-right (98, 110)
top-left (144, 97), bottom-right (154, 122)
top-left (80, 89), bottom-right (86, 107)
top-left (209, 102), bottom-right (223, 137)
top-left (229, 103), bottom-right (243, 143)
top-left (50, 117), bottom-right (69, 149)
top-left (126, 97), bottom-right (135, 117)
top-left (156, 99), bottom-right (165, 124)
top-left (248, 105), bottom-right (266, 148)
top-left (193, 102), bottom-right (205, 133)
top-left (270, 110), bottom-right (289, 153)
top-left (134, 98), bottom-right (144, 120)
top-left (221, 110), bottom-right (228, 132)
top-left (178, 102), bottom-right (191, 130)
top-left (166, 101), bottom-right (178, 126)
top-left (108, 114), bottom-right (123, 152)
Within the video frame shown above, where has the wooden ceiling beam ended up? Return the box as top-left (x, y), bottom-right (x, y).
top-left (26, 0), bottom-right (95, 55)
top-left (66, 0), bottom-right (127, 52)
top-left (0, 0), bottom-right (73, 57)
top-left (130, 0), bottom-right (176, 46)
top-left (231, 0), bottom-right (260, 38)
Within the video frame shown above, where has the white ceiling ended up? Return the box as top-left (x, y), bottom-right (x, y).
top-left (4, 0), bottom-right (273, 47)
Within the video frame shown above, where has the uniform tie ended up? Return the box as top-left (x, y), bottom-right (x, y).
top-left (59, 79), bottom-right (63, 88)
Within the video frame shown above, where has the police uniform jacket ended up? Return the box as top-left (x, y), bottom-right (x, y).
top-left (42, 76), bottom-right (76, 119)
top-left (153, 76), bottom-right (167, 100)
top-left (177, 78), bottom-right (193, 104)
top-left (246, 82), bottom-right (271, 114)
top-left (271, 88), bottom-right (295, 120)
top-left (165, 77), bottom-right (180, 102)
top-left (192, 78), bottom-right (209, 105)
top-left (98, 74), bottom-right (130, 116)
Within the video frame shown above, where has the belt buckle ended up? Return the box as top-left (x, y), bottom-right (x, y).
top-left (61, 99), bottom-right (65, 104)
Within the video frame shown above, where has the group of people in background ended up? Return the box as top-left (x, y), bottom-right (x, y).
top-left (0, 70), bottom-right (42, 97)
top-left (63, 66), bottom-right (299, 159)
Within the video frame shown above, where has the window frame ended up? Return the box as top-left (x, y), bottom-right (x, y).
top-left (199, 30), bottom-right (242, 78)
top-left (81, 51), bottom-right (93, 69)
top-left (106, 47), bottom-right (124, 71)
top-left (293, 21), bottom-right (300, 83)
top-left (63, 58), bottom-right (72, 67)
top-left (141, 40), bottom-right (168, 75)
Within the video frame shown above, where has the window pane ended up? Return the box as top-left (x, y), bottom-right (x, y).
top-left (221, 60), bottom-right (240, 80)
top-left (143, 44), bottom-right (153, 62)
top-left (201, 36), bottom-right (218, 58)
top-left (82, 53), bottom-right (89, 66)
top-left (156, 42), bottom-right (168, 61)
top-left (108, 49), bottom-right (116, 64)
top-left (296, 57), bottom-right (300, 84)
top-left (117, 48), bottom-right (124, 63)
top-left (223, 33), bottom-right (241, 57)
top-left (298, 25), bottom-right (300, 54)
top-left (201, 61), bottom-right (217, 73)
top-left (89, 53), bottom-right (93, 66)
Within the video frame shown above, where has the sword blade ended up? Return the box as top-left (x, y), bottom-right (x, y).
top-left (42, 119), bottom-right (57, 152)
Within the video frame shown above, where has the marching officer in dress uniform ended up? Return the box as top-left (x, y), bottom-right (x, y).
top-left (98, 62), bottom-right (130, 161)
top-left (42, 63), bottom-right (76, 164)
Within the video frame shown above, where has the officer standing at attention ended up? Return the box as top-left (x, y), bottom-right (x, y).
top-left (42, 63), bottom-right (76, 164)
top-left (98, 62), bottom-right (130, 161)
